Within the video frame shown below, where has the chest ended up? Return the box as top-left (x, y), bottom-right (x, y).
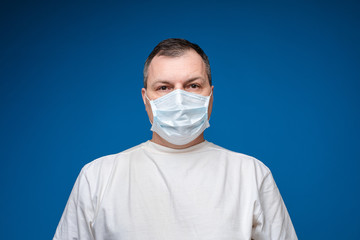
top-left (91, 159), bottom-right (257, 240)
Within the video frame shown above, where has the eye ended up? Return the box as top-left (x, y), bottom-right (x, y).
top-left (189, 84), bottom-right (199, 89)
top-left (157, 86), bottom-right (170, 91)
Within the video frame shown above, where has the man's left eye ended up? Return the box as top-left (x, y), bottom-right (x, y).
top-left (189, 84), bottom-right (199, 88)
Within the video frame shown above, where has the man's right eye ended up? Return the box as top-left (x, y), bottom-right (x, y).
top-left (158, 86), bottom-right (169, 91)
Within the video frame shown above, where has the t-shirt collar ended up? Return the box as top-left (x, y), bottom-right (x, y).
top-left (144, 140), bottom-right (210, 154)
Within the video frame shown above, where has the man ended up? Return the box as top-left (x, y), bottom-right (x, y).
top-left (54, 38), bottom-right (297, 239)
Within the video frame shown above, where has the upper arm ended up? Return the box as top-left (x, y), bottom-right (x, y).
top-left (53, 168), bottom-right (95, 240)
top-left (252, 172), bottom-right (297, 240)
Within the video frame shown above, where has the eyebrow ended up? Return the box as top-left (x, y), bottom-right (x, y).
top-left (150, 77), bottom-right (206, 88)
top-left (185, 77), bottom-right (206, 84)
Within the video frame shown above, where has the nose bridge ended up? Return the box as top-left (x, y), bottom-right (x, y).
top-left (174, 82), bottom-right (185, 90)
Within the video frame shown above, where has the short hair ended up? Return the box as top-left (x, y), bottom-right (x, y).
top-left (143, 38), bottom-right (212, 88)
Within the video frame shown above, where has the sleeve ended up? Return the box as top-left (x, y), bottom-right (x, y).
top-left (252, 172), bottom-right (298, 240)
top-left (53, 167), bottom-right (95, 240)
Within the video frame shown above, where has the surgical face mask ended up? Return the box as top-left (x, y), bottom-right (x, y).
top-left (145, 89), bottom-right (212, 145)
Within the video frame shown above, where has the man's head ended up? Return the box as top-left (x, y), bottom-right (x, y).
top-left (141, 38), bottom-right (214, 148)
top-left (143, 38), bottom-right (212, 89)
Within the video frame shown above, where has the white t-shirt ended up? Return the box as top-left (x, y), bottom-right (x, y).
top-left (54, 141), bottom-right (297, 240)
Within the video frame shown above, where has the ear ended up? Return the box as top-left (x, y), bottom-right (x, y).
top-left (141, 88), bottom-right (147, 105)
top-left (208, 85), bottom-right (214, 120)
top-left (142, 88), bottom-right (154, 124)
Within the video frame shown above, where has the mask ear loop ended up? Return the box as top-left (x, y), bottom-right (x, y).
top-left (206, 90), bottom-right (213, 122)
top-left (144, 91), bottom-right (151, 102)
top-left (144, 91), bottom-right (154, 125)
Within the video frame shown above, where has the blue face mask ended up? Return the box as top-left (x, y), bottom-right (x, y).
top-left (146, 89), bottom-right (212, 145)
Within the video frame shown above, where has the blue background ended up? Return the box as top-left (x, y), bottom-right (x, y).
top-left (1, 0), bottom-right (359, 239)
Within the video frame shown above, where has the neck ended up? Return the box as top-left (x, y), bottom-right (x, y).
top-left (151, 132), bottom-right (205, 149)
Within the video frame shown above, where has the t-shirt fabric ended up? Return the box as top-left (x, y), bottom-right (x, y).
top-left (54, 141), bottom-right (297, 240)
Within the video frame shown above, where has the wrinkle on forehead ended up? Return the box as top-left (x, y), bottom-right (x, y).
top-left (147, 50), bottom-right (207, 85)
top-left (150, 77), bottom-right (207, 89)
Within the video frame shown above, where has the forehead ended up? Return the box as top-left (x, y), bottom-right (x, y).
top-left (147, 50), bottom-right (207, 83)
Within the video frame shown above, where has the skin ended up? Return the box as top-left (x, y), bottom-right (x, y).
top-left (141, 49), bottom-right (214, 149)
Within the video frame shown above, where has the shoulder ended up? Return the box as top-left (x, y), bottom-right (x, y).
top-left (206, 142), bottom-right (271, 179)
top-left (79, 142), bottom-right (146, 182)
